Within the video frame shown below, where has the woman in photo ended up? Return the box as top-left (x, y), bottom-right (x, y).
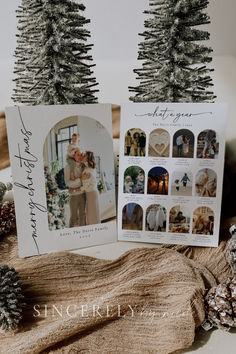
top-left (135, 169), bottom-right (144, 193)
top-left (183, 135), bottom-right (190, 155)
top-left (155, 206), bottom-right (166, 231)
top-left (133, 136), bottom-right (139, 156)
top-left (64, 149), bottom-right (86, 228)
top-left (146, 206), bottom-right (157, 231)
top-left (125, 131), bottom-right (132, 156)
top-left (81, 151), bottom-right (101, 225)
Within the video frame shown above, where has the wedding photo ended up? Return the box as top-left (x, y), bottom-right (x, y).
top-left (171, 171), bottom-right (193, 196)
top-left (192, 207), bottom-right (214, 235)
top-left (195, 168), bottom-right (217, 198)
top-left (123, 166), bottom-right (145, 194)
top-left (197, 129), bottom-right (219, 159)
top-left (169, 205), bottom-right (190, 234)
top-left (172, 129), bottom-right (194, 158)
top-left (147, 167), bottom-right (169, 195)
top-left (122, 203), bottom-right (143, 231)
top-left (124, 128), bottom-right (146, 157)
top-left (145, 204), bottom-right (167, 232)
top-left (43, 115), bottom-right (116, 230)
top-left (148, 128), bottom-right (170, 157)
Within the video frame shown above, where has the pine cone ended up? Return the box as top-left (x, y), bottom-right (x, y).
top-left (0, 202), bottom-right (16, 236)
top-left (203, 277), bottom-right (236, 331)
top-left (0, 265), bottom-right (25, 331)
top-left (0, 182), bottom-right (7, 203)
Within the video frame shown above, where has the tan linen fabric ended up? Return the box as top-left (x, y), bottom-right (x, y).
top-left (162, 217), bottom-right (235, 284)
top-left (0, 234), bottom-right (218, 354)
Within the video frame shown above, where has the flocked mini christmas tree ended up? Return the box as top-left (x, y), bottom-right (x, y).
top-left (129, 0), bottom-right (215, 103)
top-left (44, 167), bottom-right (68, 231)
top-left (12, 0), bottom-right (98, 105)
top-left (12, 0), bottom-right (43, 104)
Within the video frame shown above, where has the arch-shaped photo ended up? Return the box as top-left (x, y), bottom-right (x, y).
top-left (43, 115), bottom-right (116, 230)
top-left (148, 128), bottom-right (170, 157)
top-left (169, 205), bottom-right (190, 234)
top-left (192, 207), bottom-right (214, 235)
top-left (197, 130), bottom-right (219, 159)
top-left (145, 204), bottom-right (167, 232)
top-left (171, 170), bottom-right (193, 196)
top-left (122, 203), bottom-right (143, 230)
top-left (124, 166), bottom-right (145, 194)
top-left (124, 128), bottom-right (146, 157)
top-left (172, 129), bottom-right (194, 158)
top-left (147, 167), bottom-right (169, 195)
top-left (195, 168), bottom-right (217, 198)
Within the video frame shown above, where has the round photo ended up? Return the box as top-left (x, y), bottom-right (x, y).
top-left (171, 171), bottom-right (193, 196)
top-left (169, 205), bottom-right (190, 234)
top-left (148, 129), bottom-right (170, 157)
top-left (195, 168), bottom-right (217, 198)
top-left (172, 129), bottom-right (194, 158)
top-left (124, 166), bottom-right (145, 194)
top-left (145, 204), bottom-right (167, 232)
top-left (122, 203), bottom-right (143, 230)
top-left (197, 130), bottom-right (219, 159)
top-left (124, 128), bottom-right (146, 157)
top-left (147, 167), bottom-right (169, 195)
top-left (192, 207), bottom-right (214, 235)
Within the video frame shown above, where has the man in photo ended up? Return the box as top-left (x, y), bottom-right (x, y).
top-left (176, 134), bottom-right (183, 157)
top-left (181, 173), bottom-right (190, 190)
top-left (138, 132), bottom-right (146, 156)
top-left (174, 211), bottom-right (186, 224)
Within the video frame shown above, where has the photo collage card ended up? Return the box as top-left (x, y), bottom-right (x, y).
top-left (118, 103), bottom-right (227, 247)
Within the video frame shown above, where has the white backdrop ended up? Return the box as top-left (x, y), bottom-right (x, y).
top-left (0, 0), bottom-right (236, 139)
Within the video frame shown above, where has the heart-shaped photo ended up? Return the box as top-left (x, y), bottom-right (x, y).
top-left (148, 129), bottom-right (170, 157)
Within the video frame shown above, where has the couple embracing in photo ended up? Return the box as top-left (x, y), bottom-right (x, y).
top-left (64, 133), bottom-right (100, 227)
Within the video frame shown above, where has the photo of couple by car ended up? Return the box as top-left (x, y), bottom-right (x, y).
top-left (43, 115), bottom-right (116, 230)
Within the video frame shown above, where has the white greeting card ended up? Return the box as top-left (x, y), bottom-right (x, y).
top-left (118, 103), bottom-right (227, 247)
top-left (5, 104), bottom-right (116, 257)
